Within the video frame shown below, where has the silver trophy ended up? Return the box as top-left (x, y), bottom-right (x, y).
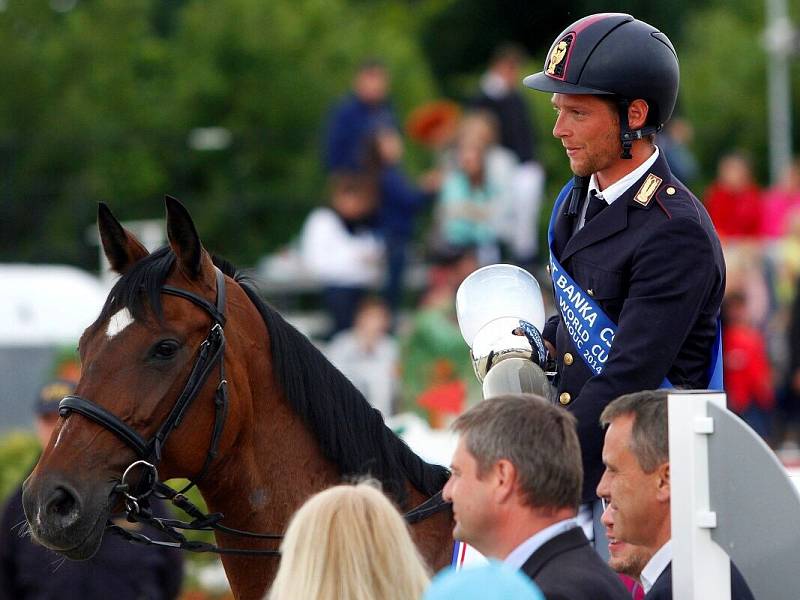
top-left (456, 264), bottom-right (553, 400)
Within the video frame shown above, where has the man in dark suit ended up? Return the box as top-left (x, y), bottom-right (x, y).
top-left (0, 380), bottom-right (184, 600)
top-left (442, 395), bottom-right (628, 599)
top-left (523, 13), bottom-right (725, 550)
top-left (597, 390), bottom-right (754, 599)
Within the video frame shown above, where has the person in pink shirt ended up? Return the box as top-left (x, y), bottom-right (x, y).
top-left (761, 159), bottom-right (800, 238)
top-left (705, 152), bottom-right (762, 240)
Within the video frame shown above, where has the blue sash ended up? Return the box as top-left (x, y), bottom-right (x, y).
top-left (547, 180), bottom-right (723, 390)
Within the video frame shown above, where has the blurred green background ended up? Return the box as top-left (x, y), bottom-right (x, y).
top-left (1, 0), bottom-right (797, 270)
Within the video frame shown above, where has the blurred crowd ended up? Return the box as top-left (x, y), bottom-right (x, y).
top-left (705, 151), bottom-right (800, 450)
top-left (292, 49), bottom-right (800, 452)
top-left (300, 46), bottom-right (546, 422)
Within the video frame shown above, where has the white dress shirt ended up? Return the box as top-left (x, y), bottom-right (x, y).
top-left (640, 540), bottom-right (672, 594)
top-left (578, 146), bottom-right (661, 229)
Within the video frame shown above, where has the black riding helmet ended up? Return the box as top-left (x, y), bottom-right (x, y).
top-left (524, 13), bottom-right (679, 159)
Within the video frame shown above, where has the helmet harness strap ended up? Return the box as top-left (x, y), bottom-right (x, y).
top-left (617, 98), bottom-right (662, 160)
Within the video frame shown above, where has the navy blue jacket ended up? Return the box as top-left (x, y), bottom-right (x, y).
top-left (645, 562), bottom-right (755, 599)
top-left (323, 94), bottom-right (395, 172)
top-left (0, 486), bottom-right (183, 600)
top-left (520, 527), bottom-right (630, 600)
top-left (543, 152), bottom-right (725, 502)
top-left (377, 165), bottom-right (430, 241)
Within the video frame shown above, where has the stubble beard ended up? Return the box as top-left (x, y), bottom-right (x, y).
top-left (608, 544), bottom-right (649, 579)
top-left (568, 131), bottom-right (622, 178)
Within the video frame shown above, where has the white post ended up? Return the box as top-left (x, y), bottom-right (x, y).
top-left (764, 0), bottom-right (794, 184)
top-left (668, 391), bottom-right (731, 600)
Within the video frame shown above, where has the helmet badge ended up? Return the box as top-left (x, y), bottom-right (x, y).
top-left (546, 33), bottom-right (574, 79)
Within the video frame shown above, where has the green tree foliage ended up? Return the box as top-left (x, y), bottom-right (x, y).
top-left (0, 0), bottom-right (436, 267)
top-left (680, 7), bottom-right (770, 185)
top-left (0, 432), bottom-right (39, 504)
top-left (3, 0), bottom-right (800, 269)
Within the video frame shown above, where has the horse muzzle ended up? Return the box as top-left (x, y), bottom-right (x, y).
top-left (21, 473), bottom-right (112, 559)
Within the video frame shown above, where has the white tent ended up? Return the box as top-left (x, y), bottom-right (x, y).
top-left (0, 264), bottom-right (108, 346)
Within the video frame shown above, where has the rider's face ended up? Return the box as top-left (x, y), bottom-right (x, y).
top-left (551, 93), bottom-right (621, 181)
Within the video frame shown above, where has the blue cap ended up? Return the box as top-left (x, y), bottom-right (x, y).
top-left (35, 379), bottom-right (76, 415)
top-left (423, 561), bottom-right (545, 600)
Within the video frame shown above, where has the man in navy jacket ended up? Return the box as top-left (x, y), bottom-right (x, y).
top-left (524, 13), bottom-right (725, 550)
top-left (323, 59), bottom-right (396, 172)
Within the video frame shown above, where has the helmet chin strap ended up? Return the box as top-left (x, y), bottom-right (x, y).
top-left (617, 98), bottom-right (662, 159)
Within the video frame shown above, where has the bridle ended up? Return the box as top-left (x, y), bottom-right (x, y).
top-left (57, 267), bottom-right (449, 557)
top-left (57, 267), bottom-right (281, 555)
top-left (61, 267), bottom-right (229, 482)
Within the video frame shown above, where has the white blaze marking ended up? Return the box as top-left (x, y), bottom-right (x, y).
top-left (106, 308), bottom-right (134, 339)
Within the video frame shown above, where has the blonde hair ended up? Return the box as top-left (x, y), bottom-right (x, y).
top-left (267, 481), bottom-right (430, 600)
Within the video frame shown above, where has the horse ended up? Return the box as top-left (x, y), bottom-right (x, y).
top-left (22, 198), bottom-right (454, 600)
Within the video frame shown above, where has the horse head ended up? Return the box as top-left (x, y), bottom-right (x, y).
top-left (22, 197), bottom-right (260, 560)
top-left (23, 198), bottom-right (453, 599)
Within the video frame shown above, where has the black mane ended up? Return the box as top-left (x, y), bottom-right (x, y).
top-left (93, 248), bottom-right (449, 506)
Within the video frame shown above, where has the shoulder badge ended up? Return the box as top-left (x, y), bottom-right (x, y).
top-left (634, 173), bottom-right (662, 206)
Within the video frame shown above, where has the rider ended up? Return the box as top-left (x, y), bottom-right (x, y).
top-left (523, 13), bottom-right (725, 555)
top-left (0, 379), bottom-right (184, 600)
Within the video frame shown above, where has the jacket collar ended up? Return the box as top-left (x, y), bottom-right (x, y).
top-left (520, 525), bottom-right (590, 578)
top-left (557, 152), bottom-right (673, 262)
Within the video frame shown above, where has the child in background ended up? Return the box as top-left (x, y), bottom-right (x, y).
top-left (300, 172), bottom-right (384, 337)
top-left (723, 290), bottom-right (775, 441)
top-left (326, 297), bottom-right (398, 418)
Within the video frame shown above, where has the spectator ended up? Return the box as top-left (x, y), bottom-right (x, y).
top-left (400, 245), bottom-right (481, 424)
top-left (0, 379), bottom-right (183, 600)
top-left (323, 59), bottom-right (396, 172)
top-left (705, 151), bottom-right (762, 240)
top-left (423, 561), bottom-right (545, 600)
top-left (781, 276), bottom-right (800, 448)
top-left (597, 390), bottom-right (755, 598)
top-left (761, 158), bottom-right (800, 239)
top-left (267, 481), bottom-right (429, 600)
top-left (436, 113), bottom-right (512, 265)
top-left (658, 117), bottom-right (700, 185)
top-left (472, 44), bottom-right (545, 266)
top-left (722, 291), bottom-right (775, 440)
top-left (442, 394), bottom-right (629, 599)
top-left (326, 296), bottom-right (398, 417)
top-left (363, 125), bottom-right (437, 315)
top-left (300, 172), bottom-right (384, 337)
top-left (602, 506), bottom-right (650, 599)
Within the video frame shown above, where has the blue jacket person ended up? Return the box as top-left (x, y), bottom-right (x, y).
top-left (523, 13), bottom-right (725, 545)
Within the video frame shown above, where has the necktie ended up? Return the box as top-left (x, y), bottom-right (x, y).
top-left (584, 190), bottom-right (607, 224)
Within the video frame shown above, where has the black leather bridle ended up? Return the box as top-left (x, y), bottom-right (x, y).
top-left (60, 267), bottom-right (229, 492)
top-left (56, 267), bottom-right (449, 556)
top-left (55, 268), bottom-right (283, 555)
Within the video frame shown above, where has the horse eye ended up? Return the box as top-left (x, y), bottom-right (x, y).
top-left (151, 340), bottom-right (180, 360)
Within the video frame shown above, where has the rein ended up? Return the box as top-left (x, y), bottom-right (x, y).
top-left (57, 268), bottom-right (450, 557)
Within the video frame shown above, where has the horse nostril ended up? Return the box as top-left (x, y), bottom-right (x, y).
top-left (45, 486), bottom-right (80, 526)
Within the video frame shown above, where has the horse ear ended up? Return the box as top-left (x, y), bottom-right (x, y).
top-left (98, 203), bottom-right (149, 274)
top-left (165, 195), bottom-right (210, 280)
